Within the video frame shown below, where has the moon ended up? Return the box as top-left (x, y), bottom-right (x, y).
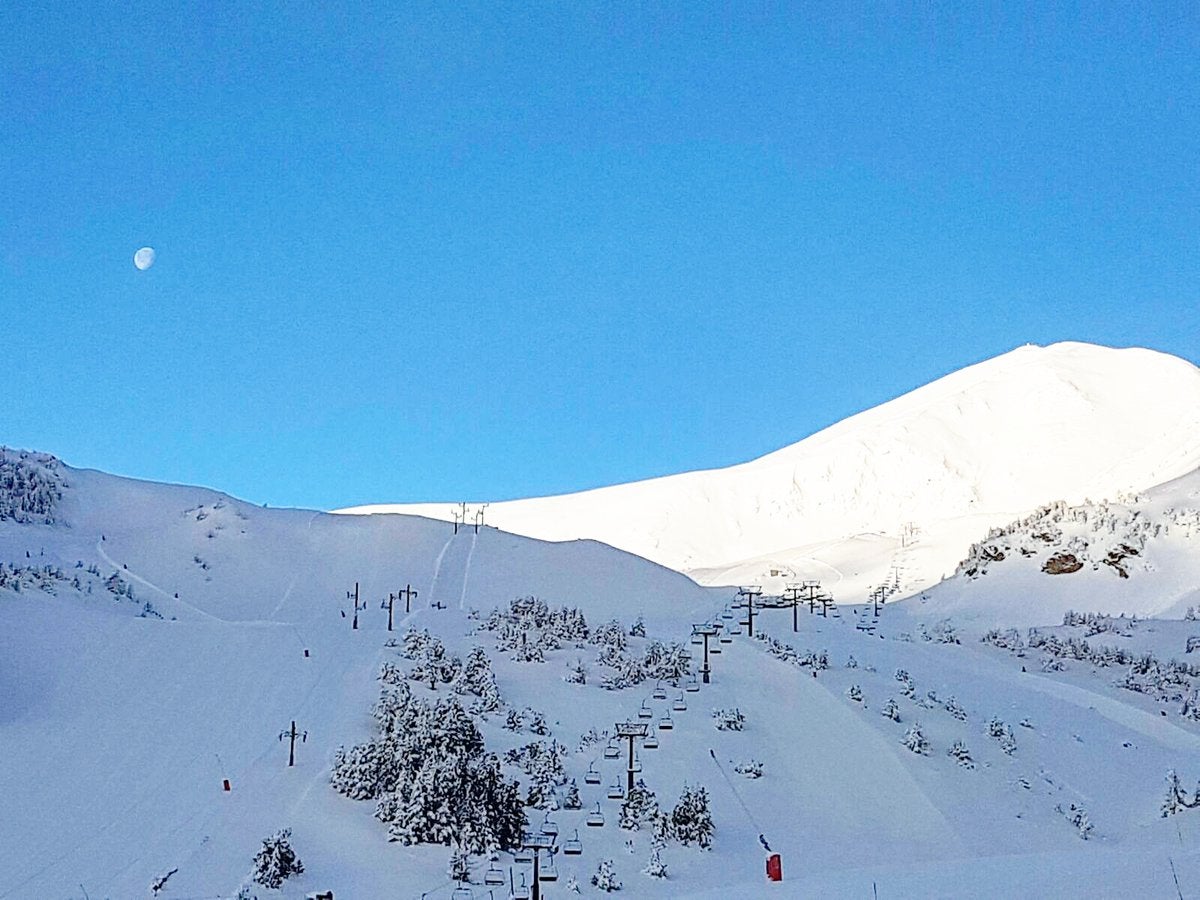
top-left (133, 247), bottom-right (156, 271)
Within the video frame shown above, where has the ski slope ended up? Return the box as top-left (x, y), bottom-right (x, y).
top-left (341, 342), bottom-right (1200, 603)
top-left (5, 451), bottom-right (1200, 897)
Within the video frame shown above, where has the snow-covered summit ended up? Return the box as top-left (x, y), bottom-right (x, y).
top-left (338, 342), bottom-right (1200, 595)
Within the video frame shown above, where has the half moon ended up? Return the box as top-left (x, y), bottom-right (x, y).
top-left (133, 247), bottom-right (156, 271)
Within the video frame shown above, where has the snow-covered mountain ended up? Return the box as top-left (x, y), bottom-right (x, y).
top-left (338, 342), bottom-right (1200, 602)
top-left (8, 447), bottom-right (1200, 898)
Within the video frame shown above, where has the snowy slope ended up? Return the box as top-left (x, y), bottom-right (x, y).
top-left (914, 466), bottom-right (1200, 626)
top-left (7, 450), bottom-right (1200, 898)
top-left (340, 342), bottom-right (1200, 604)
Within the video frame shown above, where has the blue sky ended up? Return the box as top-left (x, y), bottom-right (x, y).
top-left (3, 3), bottom-right (1198, 509)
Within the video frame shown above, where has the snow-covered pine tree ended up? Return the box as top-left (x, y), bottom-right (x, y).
top-left (943, 696), bottom-right (968, 720)
top-left (251, 829), bottom-right (304, 889)
top-left (630, 616), bottom-right (646, 637)
top-left (880, 698), bottom-right (900, 722)
top-left (669, 784), bottom-right (714, 849)
top-left (591, 858), bottom-right (622, 891)
top-left (619, 780), bottom-right (660, 831)
top-left (643, 842), bottom-right (667, 879)
top-left (562, 778), bottom-right (582, 809)
top-left (1161, 769), bottom-right (1200, 816)
top-left (946, 740), bottom-right (974, 768)
top-left (733, 759), bottom-right (763, 778)
top-left (565, 659), bottom-right (587, 685)
top-left (846, 684), bottom-right (863, 702)
top-left (901, 723), bottom-right (930, 755)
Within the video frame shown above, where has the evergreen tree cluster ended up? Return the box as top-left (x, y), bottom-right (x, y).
top-left (330, 681), bottom-right (525, 854)
top-left (0, 449), bottom-right (65, 525)
top-left (986, 717), bottom-right (1017, 755)
top-left (712, 707), bottom-right (745, 731)
top-left (752, 632), bottom-right (830, 671)
top-left (666, 784), bottom-right (714, 849)
top-left (0, 561), bottom-right (159, 616)
top-left (503, 740), bottom-right (567, 809)
top-left (480, 596), bottom-right (590, 661)
top-left (618, 780), bottom-right (660, 831)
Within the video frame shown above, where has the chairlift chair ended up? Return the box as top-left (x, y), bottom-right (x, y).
top-left (586, 802), bottom-right (605, 827)
top-left (452, 887), bottom-right (474, 900)
top-left (710, 642), bottom-right (723, 653)
top-left (514, 846), bottom-right (533, 864)
top-left (538, 850), bottom-right (559, 882)
top-left (585, 760), bottom-right (602, 784)
top-left (563, 829), bottom-right (583, 855)
top-left (603, 739), bottom-right (621, 760)
top-left (690, 633), bottom-right (703, 645)
top-left (721, 607), bottom-right (734, 620)
top-left (643, 728), bottom-right (659, 750)
top-left (652, 682), bottom-right (668, 700)
top-left (484, 863), bottom-right (506, 886)
top-left (659, 713), bottom-right (674, 730)
top-left (540, 812), bottom-right (559, 837)
top-left (638, 700), bottom-right (653, 720)
top-left (632, 751), bottom-right (642, 772)
top-left (685, 676), bottom-right (700, 693)
top-left (607, 780), bottom-right (625, 800)
top-left (512, 872), bottom-right (530, 900)
top-left (673, 692), bottom-right (687, 711)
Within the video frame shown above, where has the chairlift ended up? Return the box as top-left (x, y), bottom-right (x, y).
top-left (563, 829), bottom-right (583, 855)
top-left (644, 727), bottom-right (659, 749)
top-left (538, 850), bottom-right (558, 882)
top-left (512, 872), bottom-right (531, 900)
top-left (690, 633), bottom-right (703, 645)
top-left (631, 751), bottom-right (642, 772)
top-left (685, 676), bottom-right (700, 693)
top-left (484, 862), bottom-right (506, 886)
top-left (514, 846), bottom-right (533, 864)
top-left (607, 780), bottom-right (626, 800)
top-left (673, 692), bottom-right (687, 711)
top-left (710, 642), bottom-right (723, 654)
top-left (540, 811), bottom-right (559, 837)
top-left (585, 760), bottom-right (602, 784)
top-left (659, 713), bottom-right (674, 730)
top-left (637, 700), bottom-right (653, 720)
top-left (603, 739), bottom-right (621, 760)
top-left (586, 802), bottom-right (605, 827)
top-left (451, 886), bottom-right (474, 900)
top-left (721, 607), bottom-right (734, 620)
top-left (652, 682), bottom-right (668, 700)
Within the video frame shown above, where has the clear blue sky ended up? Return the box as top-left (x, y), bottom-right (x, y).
top-left (3, 3), bottom-right (1198, 510)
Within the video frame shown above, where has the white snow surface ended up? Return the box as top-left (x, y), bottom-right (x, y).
top-left (339, 342), bottom-right (1200, 602)
top-left (6, 452), bottom-right (1200, 897)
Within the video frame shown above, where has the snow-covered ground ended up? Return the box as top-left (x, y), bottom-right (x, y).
top-left (6, 445), bottom-right (1200, 898)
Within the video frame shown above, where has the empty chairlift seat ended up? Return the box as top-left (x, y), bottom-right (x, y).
top-left (643, 728), bottom-right (659, 750)
top-left (652, 682), bottom-right (668, 700)
top-left (484, 863), bottom-right (506, 886)
top-left (607, 780), bottom-right (625, 800)
top-left (585, 761), bottom-right (602, 784)
top-left (603, 740), bottom-right (621, 759)
top-left (587, 802), bottom-right (605, 827)
top-left (563, 829), bottom-right (583, 855)
top-left (638, 701), bottom-right (653, 720)
top-left (673, 692), bottom-right (687, 711)
top-left (659, 713), bottom-right (674, 730)
top-left (540, 812), bottom-right (559, 837)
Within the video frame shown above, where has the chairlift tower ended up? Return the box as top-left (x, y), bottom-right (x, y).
top-left (691, 623), bottom-right (721, 684)
top-left (279, 719), bottom-right (306, 767)
top-left (615, 721), bottom-right (650, 792)
top-left (782, 583), bottom-right (802, 632)
top-left (345, 582), bottom-right (364, 630)
top-left (518, 831), bottom-right (557, 900)
top-left (738, 586), bottom-right (763, 638)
